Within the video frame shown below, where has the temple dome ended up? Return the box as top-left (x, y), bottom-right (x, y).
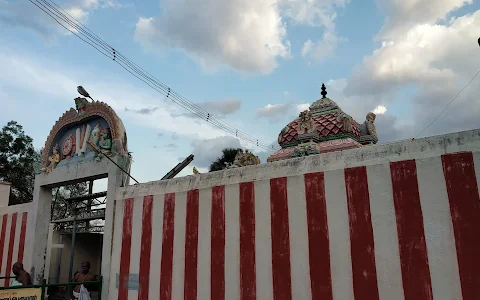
top-left (268, 83), bottom-right (379, 162)
top-left (277, 98), bottom-right (360, 148)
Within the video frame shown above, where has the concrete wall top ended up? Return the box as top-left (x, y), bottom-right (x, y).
top-left (35, 158), bottom-right (111, 188)
top-left (117, 128), bottom-right (480, 199)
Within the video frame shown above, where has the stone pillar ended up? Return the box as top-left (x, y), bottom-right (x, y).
top-left (29, 175), bottom-right (53, 284)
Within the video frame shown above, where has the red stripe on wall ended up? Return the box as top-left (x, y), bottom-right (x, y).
top-left (304, 173), bottom-right (333, 300)
top-left (270, 177), bottom-right (292, 300)
top-left (17, 212), bottom-right (27, 263)
top-left (184, 190), bottom-right (200, 300)
top-left (211, 186), bottom-right (225, 300)
top-left (138, 196), bottom-right (153, 300)
top-left (344, 167), bottom-right (380, 300)
top-left (0, 214), bottom-right (8, 274)
top-left (118, 199), bottom-right (134, 300)
top-left (239, 182), bottom-right (256, 300)
top-left (4, 213), bottom-right (17, 287)
top-left (442, 152), bottom-right (480, 300)
top-left (160, 194), bottom-right (175, 300)
top-left (391, 160), bottom-right (433, 300)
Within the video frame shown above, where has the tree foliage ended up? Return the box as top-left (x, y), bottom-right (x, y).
top-left (209, 148), bottom-right (242, 172)
top-left (51, 182), bottom-right (89, 231)
top-left (0, 121), bottom-right (38, 205)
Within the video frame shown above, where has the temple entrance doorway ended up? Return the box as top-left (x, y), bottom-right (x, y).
top-left (44, 179), bottom-right (108, 300)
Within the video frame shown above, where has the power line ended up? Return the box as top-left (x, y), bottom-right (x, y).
top-left (28, 0), bottom-right (279, 151)
top-left (414, 68), bottom-right (480, 139)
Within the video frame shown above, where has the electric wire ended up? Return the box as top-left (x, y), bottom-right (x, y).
top-left (29, 0), bottom-right (278, 151)
top-left (414, 68), bottom-right (480, 139)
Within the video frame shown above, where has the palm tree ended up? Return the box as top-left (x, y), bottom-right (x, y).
top-left (209, 148), bottom-right (242, 172)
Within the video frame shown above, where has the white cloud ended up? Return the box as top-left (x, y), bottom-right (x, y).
top-left (191, 136), bottom-right (242, 168)
top-left (255, 101), bottom-right (311, 123)
top-left (198, 99), bottom-right (242, 116)
top-left (283, 0), bottom-right (347, 63)
top-left (279, 0), bottom-right (348, 28)
top-left (134, 0), bottom-right (349, 73)
top-left (336, 3), bottom-right (480, 141)
top-left (301, 30), bottom-right (343, 62)
top-left (0, 0), bottom-right (123, 40)
top-left (0, 47), bottom-right (227, 142)
top-left (134, 0), bottom-right (291, 74)
top-left (377, 0), bottom-right (472, 39)
top-left (257, 103), bottom-right (290, 119)
top-left (296, 103), bottom-right (310, 112)
top-left (373, 105), bottom-right (387, 115)
top-left (346, 10), bottom-right (480, 97)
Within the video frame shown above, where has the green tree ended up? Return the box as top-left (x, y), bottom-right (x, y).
top-left (0, 121), bottom-right (37, 205)
top-left (209, 148), bottom-right (242, 172)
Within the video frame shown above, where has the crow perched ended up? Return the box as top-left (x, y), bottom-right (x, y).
top-left (478, 37), bottom-right (480, 47)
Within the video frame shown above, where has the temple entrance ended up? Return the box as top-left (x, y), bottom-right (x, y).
top-left (44, 180), bottom-right (107, 300)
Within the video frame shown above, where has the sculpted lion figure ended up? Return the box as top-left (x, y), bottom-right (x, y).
top-left (366, 112), bottom-right (377, 137)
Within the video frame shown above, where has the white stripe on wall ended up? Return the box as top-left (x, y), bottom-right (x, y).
top-left (128, 197), bottom-right (143, 299)
top-left (287, 175), bottom-right (312, 300)
top-left (416, 157), bottom-right (463, 300)
top-left (224, 183), bottom-right (240, 300)
top-left (12, 213), bottom-right (21, 271)
top-left (148, 194), bottom-right (164, 300)
top-left (197, 187), bottom-right (212, 300)
top-left (109, 199), bottom-right (124, 300)
top-left (254, 180), bottom-right (273, 300)
top-left (324, 169), bottom-right (354, 300)
top-left (171, 191), bottom-right (187, 300)
top-left (367, 163), bottom-right (404, 300)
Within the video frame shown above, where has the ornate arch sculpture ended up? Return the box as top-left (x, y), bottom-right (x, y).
top-left (41, 98), bottom-right (128, 172)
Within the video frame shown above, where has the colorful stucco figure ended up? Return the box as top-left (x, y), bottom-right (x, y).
top-left (227, 149), bottom-right (261, 169)
top-left (41, 97), bottom-right (129, 173)
top-left (268, 83), bottom-right (379, 162)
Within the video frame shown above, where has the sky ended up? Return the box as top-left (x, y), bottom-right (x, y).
top-left (1, 0), bottom-right (480, 189)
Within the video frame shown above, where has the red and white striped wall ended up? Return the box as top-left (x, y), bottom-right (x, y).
top-left (109, 151), bottom-right (480, 300)
top-left (0, 207), bottom-right (31, 287)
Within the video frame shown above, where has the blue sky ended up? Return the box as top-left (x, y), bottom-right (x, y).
top-left (1, 0), bottom-right (480, 189)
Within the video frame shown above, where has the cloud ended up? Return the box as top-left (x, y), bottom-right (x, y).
top-left (279, 0), bottom-right (348, 27)
top-left (199, 99), bottom-right (242, 115)
top-left (191, 136), bottom-right (242, 168)
top-left (282, 0), bottom-right (348, 63)
top-left (377, 0), bottom-right (472, 39)
top-left (134, 0), bottom-right (349, 73)
top-left (0, 47), bottom-right (229, 143)
top-left (373, 105), bottom-right (387, 115)
top-left (125, 107), bottom-right (158, 115)
top-left (0, 0), bottom-right (124, 41)
top-left (341, 6), bottom-right (480, 139)
top-left (256, 101), bottom-right (309, 122)
top-left (134, 0), bottom-right (291, 74)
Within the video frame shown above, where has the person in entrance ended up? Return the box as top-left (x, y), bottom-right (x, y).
top-left (12, 262), bottom-right (32, 286)
top-left (72, 262), bottom-right (97, 299)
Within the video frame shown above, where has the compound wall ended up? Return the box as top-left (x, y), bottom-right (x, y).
top-left (0, 203), bottom-right (34, 287)
top-left (108, 129), bottom-right (480, 300)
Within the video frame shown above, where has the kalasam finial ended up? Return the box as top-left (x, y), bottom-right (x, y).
top-left (321, 83), bottom-right (327, 99)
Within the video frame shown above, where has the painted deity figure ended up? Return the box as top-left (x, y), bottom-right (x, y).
top-left (96, 128), bottom-right (112, 161)
top-left (89, 122), bottom-right (103, 148)
top-left (297, 110), bottom-right (315, 134)
top-left (46, 144), bottom-right (60, 173)
top-left (74, 97), bottom-right (89, 115)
